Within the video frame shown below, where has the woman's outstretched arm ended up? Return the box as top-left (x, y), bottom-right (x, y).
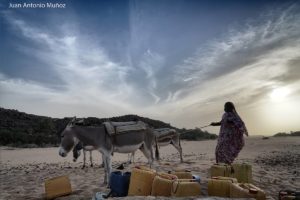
top-left (210, 122), bottom-right (221, 126)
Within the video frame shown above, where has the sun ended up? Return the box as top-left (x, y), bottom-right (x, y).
top-left (269, 87), bottom-right (290, 102)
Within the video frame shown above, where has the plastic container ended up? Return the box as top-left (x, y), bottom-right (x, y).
top-left (230, 183), bottom-right (266, 200)
top-left (210, 163), bottom-right (232, 177)
top-left (151, 173), bottom-right (177, 197)
top-left (210, 163), bottom-right (252, 183)
top-left (207, 176), bottom-right (237, 197)
top-left (171, 179), bottom-right (201, 197)
top-left (109, 171), bottom-right (131, 197)
top-left (128, 166), bottom-right (156, 196)
top-left (169, 169), bottom-right (193, 179)
top-left (44, 176), bottom-right (72, 200)
top-left (192, 175), bottom-right (201, 183)
top-left (231, 163), bottom-right (252, 183)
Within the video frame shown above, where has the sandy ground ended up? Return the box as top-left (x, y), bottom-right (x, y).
top-left (0, 136), bottom-right (299, 200)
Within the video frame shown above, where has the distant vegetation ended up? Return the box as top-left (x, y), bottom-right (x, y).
top-left (0, 107), bottom-right (217, 147)
top-left (0, 108), bottom-right (69, 147)
top-left (178, 128), bottom-right (218, 140)
top-left (273, 131), bottom-right (300, 137)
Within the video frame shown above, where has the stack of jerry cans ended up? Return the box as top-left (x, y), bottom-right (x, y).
top-left (209, 163), bottom-right (266, 199)
top-left (128, 166), bottom-right (201, 197)
top-left (210, 163), bottom-right (252, 183)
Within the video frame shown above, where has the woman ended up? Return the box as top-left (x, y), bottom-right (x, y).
top-left (210, 102), bottom-right (248, 164)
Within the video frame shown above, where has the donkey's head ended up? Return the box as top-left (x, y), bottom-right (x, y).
top-left (59, 117), bottom-right (78, 157)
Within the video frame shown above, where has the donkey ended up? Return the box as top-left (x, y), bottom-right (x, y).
top-left (59, 117), bottom-right (159, 185)
top-left (154, 128), bottom-right (183, 162)
top-left (129, 128), bottom-right (183, 163)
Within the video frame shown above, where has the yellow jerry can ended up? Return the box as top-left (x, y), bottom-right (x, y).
top-left (171, 179), bottom-right (201, 197)
top-left (210, 163), bottom-right (252, 183)
top-left (128, 166), bottom-right (156, 196)
top-left (169, 169), bottom-right (193, 179)
top-left (231, 163), bottom-right (252, 183)
top-left (230, 183), bottom-right (266, 200)
top-left (207, 176), bottom-right (238, 197)
top-left (45, 176), bottom-right (72, 200)
top-left (210, 163), bottom-right (232, 177)
top-left (151, 173), bottom-right (177, 197)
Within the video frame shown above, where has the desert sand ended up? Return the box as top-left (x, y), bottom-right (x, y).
top-left (0, 136), bottom-right (299, 200)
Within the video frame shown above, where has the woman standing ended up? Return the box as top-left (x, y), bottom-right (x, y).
top-left (210, 102), bottom-right (248, 164)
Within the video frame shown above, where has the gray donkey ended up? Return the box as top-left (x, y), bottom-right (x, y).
top-left (59, 117), bottom-right (159, 185)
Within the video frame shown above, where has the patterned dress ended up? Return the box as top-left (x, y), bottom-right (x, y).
top-left (215, 111), bottom-right (247, 164)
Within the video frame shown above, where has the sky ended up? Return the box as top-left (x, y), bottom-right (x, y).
top-left (0, 0), bottom-right (299, 135)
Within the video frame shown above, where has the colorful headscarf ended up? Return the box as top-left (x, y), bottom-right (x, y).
top-left (225, 109), bottom-right (248, 136)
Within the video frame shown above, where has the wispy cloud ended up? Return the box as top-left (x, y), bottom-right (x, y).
top-left (139, 49), bottom-right (165, 104)
top-left (1, 11), bottom-right (140, 115)
top-left (134, 3), bottom-right (300, 132)
top-left (170, 3), bottom-right (300, 106)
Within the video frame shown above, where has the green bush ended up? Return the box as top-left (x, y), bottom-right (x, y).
top-left (274, 131), bottom-right (300, 137)
top-left (179, 128), bottom-right (217, 141)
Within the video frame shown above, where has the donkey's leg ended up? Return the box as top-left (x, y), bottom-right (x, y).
top-left (82, 150), bottom-right (86, 169)
top-left (90, 150), bottom-right (93, 167)
top-left (101, 153), bottom-right (105, 169)
top-left (101, 153), bottom-right (107, 185)
top-left (102, 154), bottom-right (107, 184)
top-left (102, 154), bottom-right (112, 186)
top-left (98, 153), bottom-right (104, 168)
top-left (154, 137), bottom-right (160, 161)
top-left (127, 151), bottom-right (135, 164)
top-left (131, 151), bottom-right (135, 164)
top-left (172, 137), bottom-right (183, 162)
top-left (139, 144), bottom-right (153, 166)
top-left (127, 153), bottom-right (131, 164)
top-left (106, 155), bottom-right (112, 185)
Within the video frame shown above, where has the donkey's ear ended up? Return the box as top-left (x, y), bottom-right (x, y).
top-left (68, 116), bottom-right (77, 126)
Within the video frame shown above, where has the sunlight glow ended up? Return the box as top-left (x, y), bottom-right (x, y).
top-left (270, 87), bottom-right (290, 102)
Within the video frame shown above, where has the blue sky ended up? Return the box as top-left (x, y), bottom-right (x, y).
top-left (0, 0), bottom-right (300, 135)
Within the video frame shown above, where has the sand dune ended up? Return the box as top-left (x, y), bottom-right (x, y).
top-left (0, 136), bottom-right (299, 200)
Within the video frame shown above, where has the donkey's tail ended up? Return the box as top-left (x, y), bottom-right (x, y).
top-left (155, 136), bottom-right (160, 160)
